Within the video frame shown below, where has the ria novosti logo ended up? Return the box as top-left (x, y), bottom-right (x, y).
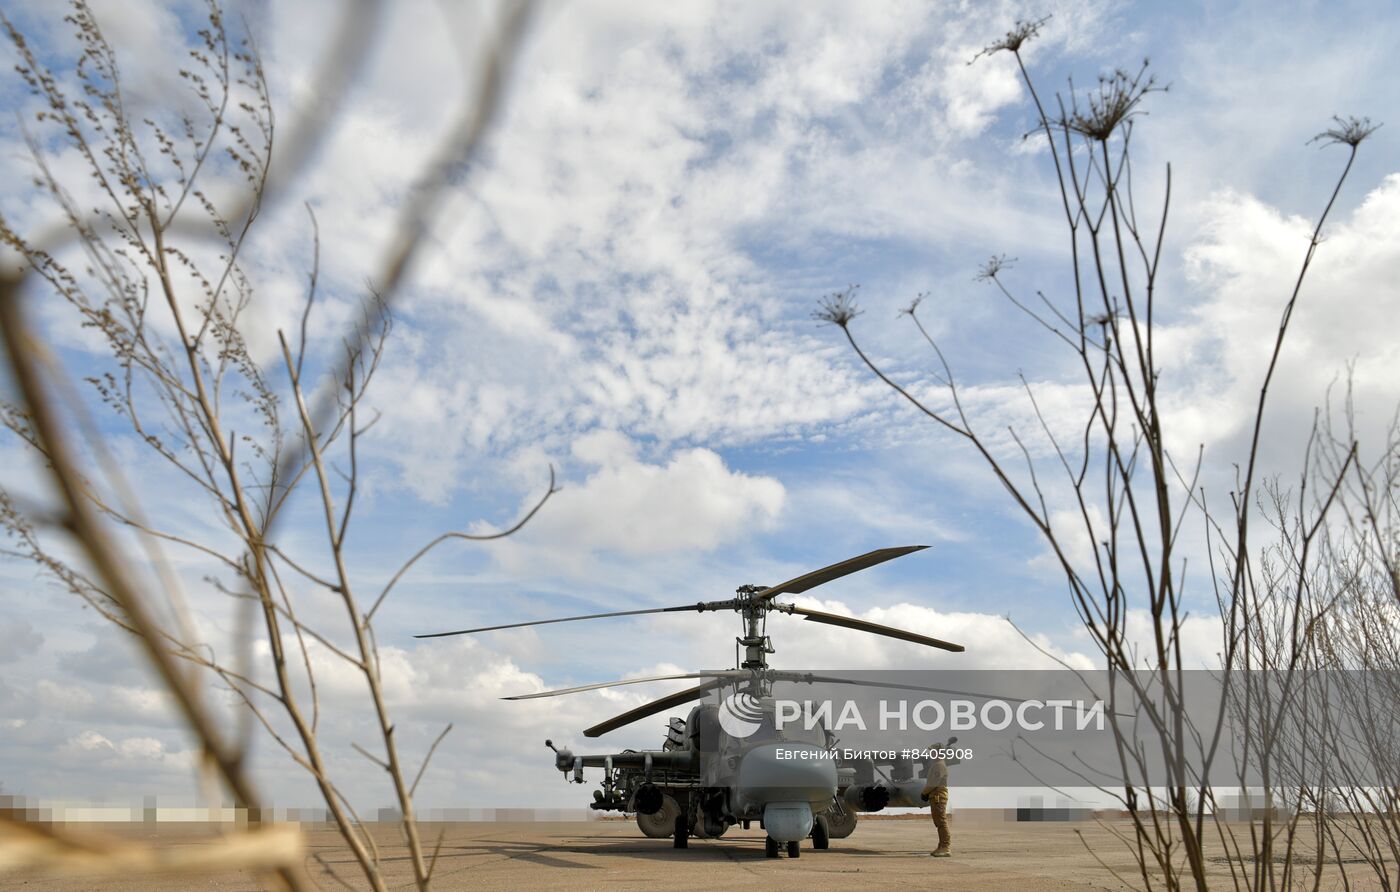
top-left (774, 697), bottom-right (1105, 732)
top-left (717, 692), bottom-right (1106, 739)
top-left (718, 691), bottom-right (766, 738)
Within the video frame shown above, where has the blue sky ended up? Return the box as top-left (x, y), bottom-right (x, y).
top-left (1, 0), bottom-right (1397, 811)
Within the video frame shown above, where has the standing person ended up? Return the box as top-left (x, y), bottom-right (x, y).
top-left (920, 737), bottom-right (959, 857)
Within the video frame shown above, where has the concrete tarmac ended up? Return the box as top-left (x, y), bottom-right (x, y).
top-left (5, 818), bottom-right (1389, 890)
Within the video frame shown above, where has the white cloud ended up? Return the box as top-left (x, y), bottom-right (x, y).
top-left (1123, 610), bottom-right (1223, 671)
top-left (486, 430), bottom-right (785, 575)
top-left (1027, 505), bottom-right (1107, 578)
top-left (0, 617), bottom-right (42, 663)
top-left (64, 729), bottom-right (116, 754)
top-left (212, 0), bottom-right (1132, 504)
top-left (60, 729), bottom-right (190, 771)
top-left (777, 597), bottom-right (1096, 671)
top-left (1162, 174), bottom-right (1400, 472)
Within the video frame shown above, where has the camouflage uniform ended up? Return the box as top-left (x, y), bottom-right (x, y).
top-left (920, 751), bottom-right (952, 856)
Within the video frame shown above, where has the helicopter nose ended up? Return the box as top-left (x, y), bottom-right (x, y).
top-left (735, 742), bottom-right (838, 812)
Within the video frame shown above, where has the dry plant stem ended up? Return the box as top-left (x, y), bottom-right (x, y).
top-left (369, 466), bottom-right (558, 620)
top-left (824, 24), bottom-right (1374, 890)
top-left (0, 3), bottom-right (544, 890)
top-left (0, 279), bottom-right (306, 892)
top-left (137, 81), bottom-right (393, 892)
top-left (1230, 142), bottom-right (1362, 597)
top-left (1218, 147), bottom-right (1362, 891)
top-left (281, 333), bottom-right (429, 889)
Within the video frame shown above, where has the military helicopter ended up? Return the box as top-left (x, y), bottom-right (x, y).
top-left (417, 546), bottom-right (964, 858)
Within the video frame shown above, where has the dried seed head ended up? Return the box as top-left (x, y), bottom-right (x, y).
top-left (1310, 115), bottom-right (1381, 148)
top-left (814, 286), bottom-right (863, 328)
top-left (975, 254), bottom-right (1016, 282)
top-left (1060, 61), bottom-right (1163, 142)
top-left (973, 16), bottom-right (1049, 63)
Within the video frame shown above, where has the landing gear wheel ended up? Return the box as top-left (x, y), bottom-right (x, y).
top-left (824, 802), bottom-right (858, 839)
top-left (636, 795), bottom-right (681, 839)
top-left (765, 837), bottom-right (780, 858)
top-left (787, 840), bottom-right (800, 858)
top-left (694, 819), bottom-right (728, 839)
top-left (811, 815), bottom-right (830, 850)
top-left (673, 814), bottom-right (689, 849)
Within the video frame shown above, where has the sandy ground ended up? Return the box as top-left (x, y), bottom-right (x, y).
top-left (5, 818), bottom-right (1392, 890)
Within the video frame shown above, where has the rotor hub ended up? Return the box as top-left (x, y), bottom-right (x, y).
top-left (730, 585), bottom-right (776, 669)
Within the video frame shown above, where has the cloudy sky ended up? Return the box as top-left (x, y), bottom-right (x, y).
top-left (1, 0), bottom-right (1397, 813)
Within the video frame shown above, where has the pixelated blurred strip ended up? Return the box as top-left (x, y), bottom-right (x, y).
top-left (0, 816), bottom-right (302, 879)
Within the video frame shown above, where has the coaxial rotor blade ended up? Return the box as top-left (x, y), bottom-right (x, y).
top-left (504, 671), bottom-right (745, 700)
top-left (414, 603), bottom-right (705, 639)
top-left (787, 604), bottom-right (963, 652)
top-left (583, 680), bottom-right (726, 738)
top-left (755, 546), bottom-right (929, 601)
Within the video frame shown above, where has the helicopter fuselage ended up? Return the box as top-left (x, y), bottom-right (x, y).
top-left (551, 699), bottom-right (842, 843)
